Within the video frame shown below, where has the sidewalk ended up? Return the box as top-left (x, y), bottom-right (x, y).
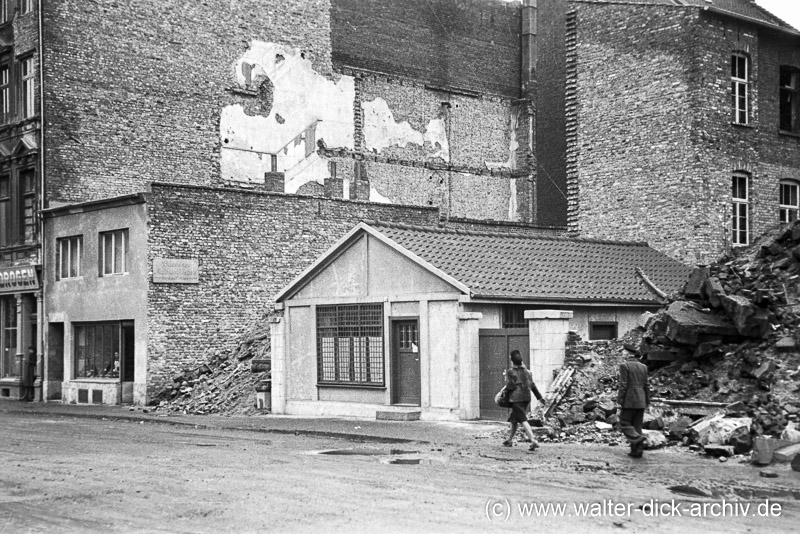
top-left (0, 400), bottom-right (504, 446)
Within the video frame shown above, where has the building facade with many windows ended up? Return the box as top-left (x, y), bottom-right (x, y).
top-left (556, 0), bottom-right (800, 264)
top-left (0, 0), bottom-right (40, 401)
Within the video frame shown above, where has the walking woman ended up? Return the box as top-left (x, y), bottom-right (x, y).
top-left (503, 350), bottom-right (544, 451)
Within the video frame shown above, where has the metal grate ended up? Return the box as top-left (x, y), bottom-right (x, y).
top-left (317, 304), bottom-right (384, 386)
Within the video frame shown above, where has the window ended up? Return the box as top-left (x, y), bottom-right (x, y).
top-left (1, 296), bottom-right (17, 378)
top-left (501, 305), bottom-right (528, 328)
top-left (99, 229), bottom-right (128, 276)
top-left (74, 323), bottom-right (123, 379)
top-left (21, 56), bottom-right (34, 119)
top-left (589, 322), bottom-right (618, 341)
top-left (21, 0), bottom-right (33, 15)
top-left (731, 53), bottom-right (749, 124)
top-left (731, 173), bottom-right (749, 246)
top-left (19, 168), bottom-right (34, 242)
top-left (317, 303), bottom-right (384, 386)
top-left (780, 180), bottom-right (799, 224)
top-left (780, 66), bottom-right (799, 134)
top-left (56, 235), bottom-right (82, 280)
top-left (0, 63), bottom-right (9, 122)
top-left (0, 1), bottom-right (7, 24)
top-left (0, 174), bottom-right (9, 247)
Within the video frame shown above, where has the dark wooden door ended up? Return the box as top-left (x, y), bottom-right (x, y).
top-left (478, 328), bottom-right (529, 420)
top-left (392, 320), bottom-right (420, 405)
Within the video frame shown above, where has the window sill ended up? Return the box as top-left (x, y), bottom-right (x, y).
top-left (56, 276), bottom-right (84, 282)
top-left (730, 122), bottom-right (754, 129)
top-left (778, 130), bottom-right (800, 139)
top-left (72, 378), bottom-right (120, 383)
top-left (317, 383), bottom-right (386, 390)
top-left (100, 272), bottom-right (129, 278)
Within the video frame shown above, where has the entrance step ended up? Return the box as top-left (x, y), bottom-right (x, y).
top-left (376, 410), bottom-right (421, 421)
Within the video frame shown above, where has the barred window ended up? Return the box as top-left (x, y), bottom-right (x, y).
top-left (317, 303), bottom-right (384, 386)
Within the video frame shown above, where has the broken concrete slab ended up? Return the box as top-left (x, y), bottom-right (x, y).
top-left (703, 277), bottom-right (726, 308)
top-left (719, 294), bottom-right (772, 338)
top-left (683, 267), bottom-right (709, 299)
top-left (662, 301), bottom-right (740, 345)
top-left (773, 443), bottom-right (800, 463)
top-left (775, 336), bottom-right (796, 352)
top-left (751, 437), bottom-right (793, 466)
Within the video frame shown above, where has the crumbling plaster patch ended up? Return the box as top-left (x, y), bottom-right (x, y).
top-left (362, 98), bottom-right (450, 162)
top-left (220, 42), bottom-right (459, 196)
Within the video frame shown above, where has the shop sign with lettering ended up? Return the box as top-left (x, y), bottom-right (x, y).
top-left (153, 258), bottom-right (199, 284)
top-left (0, 266), bottom-right (39, 293)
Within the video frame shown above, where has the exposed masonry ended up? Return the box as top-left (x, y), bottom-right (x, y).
top-left (145, 183), bottom-right (559, 399)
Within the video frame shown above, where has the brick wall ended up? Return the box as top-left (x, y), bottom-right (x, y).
top-left (567, 3), bottom-right (800, 265)
top-left (331, 0), bottom-right (521, 98)
top-left (145, 183), bottom-right (560, 398)
top-left (42, 0), bottom-right (333, 204)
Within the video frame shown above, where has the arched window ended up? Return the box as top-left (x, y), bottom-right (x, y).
top-left (780, 180), bottom-right (799, 223)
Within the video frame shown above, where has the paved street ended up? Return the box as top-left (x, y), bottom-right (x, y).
top-left (0, 406), bottom-right (798, 533)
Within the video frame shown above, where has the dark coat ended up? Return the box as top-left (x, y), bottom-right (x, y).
top-left (617, 357), bottom-right (650, 409)
top-left (505, 366), bottom-right (544, 404)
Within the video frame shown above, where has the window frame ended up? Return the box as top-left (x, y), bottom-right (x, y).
top-left (779, 180), bottom-right (800, 224)
top-left (73, 322), bottom-right (123, 380)
top-left (99, 228), bottom-right (129, 276)
top-left (589, 321), bottom-right (618, 341)
top-left (1, 295), bottom-right (18, 378)
top-left (20, 55), bottom-right (34, 119)
top-left (780, 66), bottom-right (799, 134)
top-left (56, 235), bottom-right (83, 281)
top-left (0, 173), bottom-right (9, 247)
top-left (316, 303), bottom-right (385, 387)
top-left (731, 172), bottom-right (750, 247)
top-left (731, 52), bottom-right (750, 125)
top-left (0, 61), bottom-right (9, 123)
top-left (21, 0), bottom-right (33, 15)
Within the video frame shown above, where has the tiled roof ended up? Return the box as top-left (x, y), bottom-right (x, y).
top-left (367, 221), bottom-right (691, 303)
top-left (578, 0), bottom-right (798, 32)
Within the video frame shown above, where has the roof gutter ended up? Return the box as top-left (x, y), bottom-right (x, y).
top-left (703, 6), bottom-right (800, 38)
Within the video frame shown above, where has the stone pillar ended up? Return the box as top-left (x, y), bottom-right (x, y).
top-left (457, 312), bottom-right (482, 420)
top-left (270, 315), bottom-right (286, 414)
top-left (525, 310), bottom-right (573, 393)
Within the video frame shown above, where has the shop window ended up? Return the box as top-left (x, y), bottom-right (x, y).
top-left (731, 53), bottom-right (749, 125)
top-left (316, 303), bottom-right (384, 386)
top-left (780, 66), bottom-right (799, 134)
top-left (731, 173), bottom-right (749, 246)
top-left (589, 322), bottom-right (617, 340)
top-left (780, 180), bottom-right (800, 224)
top-left (74, 322), bottom-right (133, 379)
top-left (1, 296), bottom-right (17, 378)
top-left (56, 235), bottom-right (82, 280)
top-left (20, 56), bottom-right (34, 119)
top-left (99, 229), bottom-right (128, 276)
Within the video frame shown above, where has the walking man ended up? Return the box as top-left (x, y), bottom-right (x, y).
top-left (617, 351), bottom-right (650, 458)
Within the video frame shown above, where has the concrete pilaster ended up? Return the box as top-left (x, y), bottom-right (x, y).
top-left (526, 310), bottom-right (573, 393)
top-left (270, 316), bottom-right (286, 414)
top-left (457, 312), bottom-right (482, 420)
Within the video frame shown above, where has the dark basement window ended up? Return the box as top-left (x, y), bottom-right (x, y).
top-left (589, 322), bottom-right (618, 341)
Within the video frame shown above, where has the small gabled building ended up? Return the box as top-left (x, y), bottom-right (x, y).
top-left (272, 221), bottom-right (690, 421)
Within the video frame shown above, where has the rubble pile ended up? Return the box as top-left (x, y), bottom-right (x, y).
top-left (152, 318), bottom-right (272, 416)
top-left (529, 221), bottom-right (800, 463)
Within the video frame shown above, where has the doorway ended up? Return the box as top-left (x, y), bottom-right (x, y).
top-left (391, 319), bottom-right (420, 405)
top-left (478, 328), bottom-right (529, 420)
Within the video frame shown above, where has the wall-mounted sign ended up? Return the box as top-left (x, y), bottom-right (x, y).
top-left (153, 258), bottom-right (199, 284)
top-left (0, 266), bottom-right (39, 293)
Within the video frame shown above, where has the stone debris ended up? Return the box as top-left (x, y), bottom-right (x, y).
top-left (152, 317), bottom-right (272, 415)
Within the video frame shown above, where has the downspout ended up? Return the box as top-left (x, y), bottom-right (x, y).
top-left (521, 0), bottom-right (537, 222)
top-left (37, 0), bottom-right (45, 398)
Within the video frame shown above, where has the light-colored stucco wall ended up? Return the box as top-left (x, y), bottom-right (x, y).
top-left (44, 201), bottom-right (148, 405)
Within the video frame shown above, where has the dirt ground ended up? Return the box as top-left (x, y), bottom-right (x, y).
top-left (1, 411), bottom-right (798, 534)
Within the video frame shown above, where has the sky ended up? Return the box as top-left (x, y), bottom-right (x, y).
top-left (754, 0), bottom-right (800, 30)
